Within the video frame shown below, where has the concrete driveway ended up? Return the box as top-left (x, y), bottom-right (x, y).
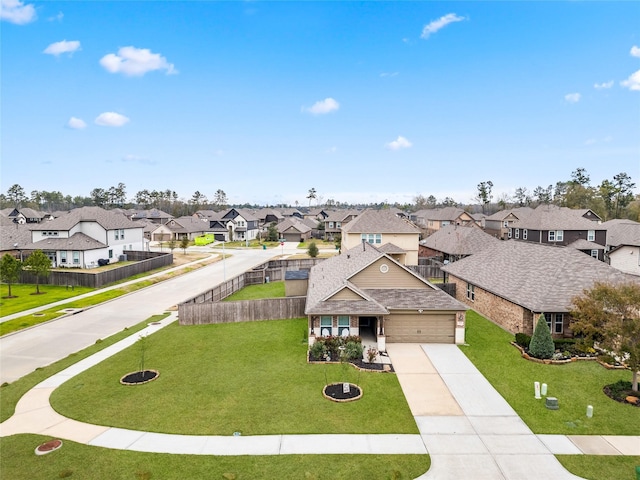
top-left (387, 343), bottom-right (586, 480)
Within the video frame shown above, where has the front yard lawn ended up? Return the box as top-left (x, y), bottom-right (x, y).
top-left (223, 281), bottom-right (285, 301)
top-left (557, 455), bottom-right (640, 480)
top-left (51, 318), bottom-right (417, 435)
top-left (461, 311), bottom-right (640, 435)
top-left (0, 284), bottom-right (94, 317)
top-left (0, 434), bottom-right (430, 480)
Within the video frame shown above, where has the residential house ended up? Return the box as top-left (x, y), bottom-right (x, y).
top-left (441, 240), bottom-right (637, 338)
top-left (323, 209), bottom-right (360, 241)
top-left (0, 216), bottom-right (33, 257)
top-left (130, 208), bottom-right (174, 224)
top-left (419, 224), bottom-right (500, 263)
top-left (305, 242), bottom-right (468, 351)
top-left (508, 204), bottom-right (605, 260)
top-left (277, 218), bottom-right (312, 243)
top-left (483, 207), bottom-right (533, 239)
top-left (0, 207), bottom-right (52, 224)
top-left (341, 209), bottom-right (421, 265)
top-left (412, 207), bottom-right (475, 234)
top-left (278, 207), bottom-right (304, 220)
top-left (602, 219), bottom-right (640, 276)
top-left (220, 208), bottom-right (260, 242)
top-left (253, 208), bottom-right (285, 227)
top-left (151, 216), bottom-right (209, 241)
top-left (22, 206), bottom-right (144, 268)
top-left (305, 208), bottom-right (330, 222)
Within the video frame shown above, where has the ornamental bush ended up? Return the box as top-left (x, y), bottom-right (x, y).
top-left (528, 314), bottom-right (555, 359)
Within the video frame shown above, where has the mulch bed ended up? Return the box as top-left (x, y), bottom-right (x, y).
top-left (308, 354), bottom-right (394, 372)
top-left (323, 382), bottom-right (363, 402)
top-left (120, 369), bottom-right (159, 385)
top-left (603, 381), bottom-right (640, 407)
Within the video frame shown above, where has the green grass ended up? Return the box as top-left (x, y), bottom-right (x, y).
top-left (557, 455), bottom-right (640, 480)
top-left (461, 311), bottom-right (640, 435)
top-left (0, 314), bottom-right (168, 423)
top-left (0, 284), bottom-right (95, 316)
top-left (51, 319), bottom-right (417, 435)
top-left (0, 434), bottom-right (430, 480)
top-left (223, 281), bottom-right (285, 301)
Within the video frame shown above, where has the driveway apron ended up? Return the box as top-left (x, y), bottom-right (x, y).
top-left (386, 343), bottom-right (586, 480)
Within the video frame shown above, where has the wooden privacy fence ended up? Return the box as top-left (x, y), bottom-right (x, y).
top-left (19, 251), bottom-right (173, 288)
top-left (179, 297), bottom-right (307, 325)
top-left (408, 264), bottom-right (443, 280)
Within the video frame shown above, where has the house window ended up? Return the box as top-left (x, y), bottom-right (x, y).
top-left (120, 229), bottom-right (125, 240)
top-left (515, 228), bottom-right (520, 239)
top-left (544, 313), bottom-right (563, 334)
top-left (115, 230), bottom-right (120, 240)
top-left (361, 234), bottom-right (381, 244)
top-left (338, 316), bottom-right (350, 336)
top-left (523, 229), bottom-right (528, 240)
top-left (466, 283), bottom-right (475, 301)
top-left (320, 316), bottom-right (332, 336)
top-left (72, 251), bottom-right (79, 264)
top-left (328, 222), bottom-right (334, 228)
top-left (508, 228), bottom-right (512, 239)
top-left (587, 230), bottom-right (595, 241)
top-left (503, 221), bottom-right (509, 228)
top-left (441, 221), bottom-right (450, 227)
top-left (556, 230), bottom-right (564, 242)
top-left (108, 249), bottom-right (113, 259)
top-left (60, 251), bottom-right (67, 264)
top-left (590, 249), bottom-right (599, 259)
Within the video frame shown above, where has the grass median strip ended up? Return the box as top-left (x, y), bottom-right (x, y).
top-left (51, 318), bottom-right (417, 435)
top-left (0, 434), bottom-right (430, 480)
top-left (0, 284), bottom-right (95, 316)
top-left (460, 310), bottom-right (640, 435)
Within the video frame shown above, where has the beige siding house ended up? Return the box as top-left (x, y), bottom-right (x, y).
top-left (341, 209), bottom-right (421, 265)
top-left (305, 242), bottom-right (468, 351)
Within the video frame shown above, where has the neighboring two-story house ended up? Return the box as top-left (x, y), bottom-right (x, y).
top-left (22, 206), bottom-right (144, 268)
top-left (341, 209), bottom-right (421, 265)
top-left (419, 224), bottom-right (500, 263)
top-left (323, 210), bottom-right (360, 241)
top-left (602, 219), bottom-right (640, 276)
top-left (483, 207), bottom-right (533, 239)
top-left (412, 207), bottom-right (475, 234)
top-left (220, 208), bottom-right (260, 242)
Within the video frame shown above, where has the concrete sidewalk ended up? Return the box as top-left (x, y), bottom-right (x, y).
top-left (387, 343), bottom-right (640, 480)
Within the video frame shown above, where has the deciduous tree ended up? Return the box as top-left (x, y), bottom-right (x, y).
top-left (24, 250), bottom-right (51, 294)
top-left (571, 282), bottom-right (640, 391)
top-left (0, 254), bottom-right (22, 298)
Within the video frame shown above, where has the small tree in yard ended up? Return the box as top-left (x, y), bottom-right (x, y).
top-left (307, 241), bottom-right (319, 258)
top-left (180, 237), bottom-right (190, 254)
top-left (529, 314), bottom-right (555, 359)
top-left (24, 250), bottom-right (50, 294)
top-left (267, 222), bottom-right (278, 242)
top-left (0, 253), bottom-right (22, 298)
top-left (571, 282), bottom-right (640, 392)
top-left (168, 238), bottom-right (177, 253)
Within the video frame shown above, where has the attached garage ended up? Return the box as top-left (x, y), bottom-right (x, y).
top-left (385, 313), bottom-right (456, 343)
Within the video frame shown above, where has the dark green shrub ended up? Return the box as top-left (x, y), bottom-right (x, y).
top-left (309, 341), bottom-right (326, 361)
top-left (343, 341), bottom-right (364, 361)
top-left (528, 314), bottom-right (555, 359)
top-left (515, 333), bottom-right (531, 348)
top-left (307, 242), bottom-right (319, 258)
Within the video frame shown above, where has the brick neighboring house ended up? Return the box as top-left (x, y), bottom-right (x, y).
top-left (602, 219), bottom-right (640, 276)
top-left (22, 206), bottom-right (144, 268)
top-left (441, 240), bottom-right (637, 338)
top-left (419, 224), bottom-right (500, 263)
top-left (508, 204), bottom-right (606, 260)
top-left (412, 207), bottom-right (475, 235)
top-left (305, 242), bottom-right (468, 350)
top-left (341, 209), bottom-right (421, 265)
top-left (323, 209), bottom-right (360, 241)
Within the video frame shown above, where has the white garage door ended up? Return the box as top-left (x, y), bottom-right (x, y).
top-left (385, 313), bottom-right (455, 343)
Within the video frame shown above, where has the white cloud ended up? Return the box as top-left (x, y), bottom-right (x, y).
top-left (621, 70), bottom-right (640, 91)
top-left (630, 46), bottom-right (640, 58)
top-left (326, 146), bottom-right (337, 154)
top-left (122, 154), bottom-right (155, 165)
top-left (67, 117), bottom-right (86, 129)
top-left (385, 136), bottom-right (413, 150)
top-left (304, 97), bottom-right (340, 115)
top-left (564, 93), bottom-right (581, 103)
top-left (593, 81), bottom-right (613, 90)
top-left (100, 46), bottom-right (177, 76)
top-left (380, 72), bottom-right (399, 78)
top-left (95, 112), bottom-right (130, 127)
top-left (1, 0), bottom-right (36, 24)
top-left (48, 11), bottom-right (63, 22)
top-left (43, 40), bottom-right (80, 56)
top-left (421, 13), bottom-right (465, 39)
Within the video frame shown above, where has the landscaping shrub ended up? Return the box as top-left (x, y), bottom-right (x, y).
top-left (309, 341), bottom-right (326, 361)
top-left (343, 341), bottom-right (364, 361)
top-left (528, 314), bottom-right (555, 359)
top-left (515, 333), bottom-right (531, 348)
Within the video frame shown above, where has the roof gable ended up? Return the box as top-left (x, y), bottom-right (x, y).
top-left (342, 209), bottom-right (420, 234)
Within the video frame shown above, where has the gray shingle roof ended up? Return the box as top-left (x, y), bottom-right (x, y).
top-left (413, 207), bottom-right (469, 222)
top-left (305, 241), bottom-right (467, 315)
top-left (442, 240), bottom-right (637, 312)
top-left (277, 218), bottom-right (311, 234)
top-left (21, 232), bottom-right (107, 251)
top-left (0, 217), bottom-right (32, 251)
top-left (377, 243), bottom-right (406, 254)
top-left (602, 221), bottom-right (640, 247)
top-left (485, 207), bottom-right (533, 221)
top-left (165, 216), bottom-right (209, 233)
top-left (513, 204), bottom-right (603, 230)
top-left (29, 207), bottom-right (140, 231)
top-left (420, 224), bottom-right (500, 255)
top-left (342, 209), bottom-right (420, 234)
top-left (567, 239), bottom-right (604, 250)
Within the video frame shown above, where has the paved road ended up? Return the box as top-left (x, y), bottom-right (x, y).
top-left (0, 244), bottom-right (299, 384)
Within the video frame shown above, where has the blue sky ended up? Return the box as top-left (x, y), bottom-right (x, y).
top-left (2, 1), bottom-right (639, 206)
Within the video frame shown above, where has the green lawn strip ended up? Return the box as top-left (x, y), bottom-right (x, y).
top-left (51, 319), bottom-right (417, 435)
top-left (0, 435), bottom-right (429, 480)
top-left (223, 281), bottom-right (285, 301)
top-left (460, 311), bottom-right (640, 435)
top-left (0, 314), bottom-right (168, 423)
top-left (0, 284), bottom-right (95, 316)
top-left (556, 455), bottom-right (640, 480)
